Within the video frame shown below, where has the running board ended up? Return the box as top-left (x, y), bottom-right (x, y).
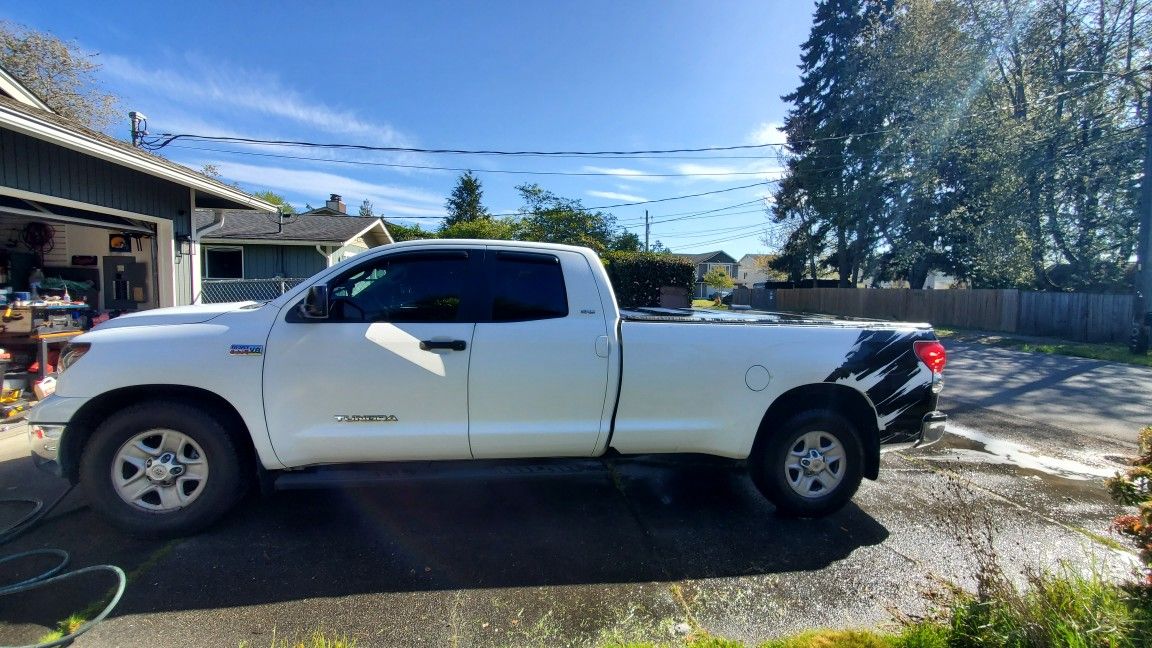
top-left (272, 458), bottom-right (608, 490)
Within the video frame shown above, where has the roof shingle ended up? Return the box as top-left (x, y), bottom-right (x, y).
top-left (194, 210), bottom-right (388, 244)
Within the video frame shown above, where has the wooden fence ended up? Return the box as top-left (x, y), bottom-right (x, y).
top-left (745, 288), bottom-right (1133, 343)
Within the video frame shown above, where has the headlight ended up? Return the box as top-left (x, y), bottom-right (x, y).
top-left (58, 342), bottom-right (90, 374)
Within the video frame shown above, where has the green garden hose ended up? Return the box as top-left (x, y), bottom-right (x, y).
top-left (0, 489), bottom-right (128, 648)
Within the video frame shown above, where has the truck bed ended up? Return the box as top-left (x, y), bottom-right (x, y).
top-left (619, 306), bottom-right (931, 329)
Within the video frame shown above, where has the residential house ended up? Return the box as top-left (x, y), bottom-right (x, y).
top-left (192, 194), bottom-right (392, 303)
top-left (0, 64), bottom-right (274, 311)
top-left (672, 251), bottom-right (739, 299)
top-left (735, 254), bottom-right (780, 288)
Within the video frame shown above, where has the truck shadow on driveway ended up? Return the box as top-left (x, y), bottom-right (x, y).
top-left (2, 456), bottom-right (888, 624)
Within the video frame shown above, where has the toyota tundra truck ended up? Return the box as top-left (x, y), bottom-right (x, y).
top-left (29, 240), bottom-right (947, 536)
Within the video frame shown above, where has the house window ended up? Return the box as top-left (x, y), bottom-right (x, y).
top-left (204, 247), bottom-right (243, 279)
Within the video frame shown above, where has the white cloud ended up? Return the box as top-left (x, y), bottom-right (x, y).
top-left (587, 190), bottom-right (648, 203)
top-left (747, 121), bottom-right (786, 146)
top-left (102, 53), bottom-right (410, 146)
top-left (673, 161), bottom-right (785, 182)
top-left (581, 166), bottom-right (666, 183)
top-left (207, 161), bottom-right (445, 218)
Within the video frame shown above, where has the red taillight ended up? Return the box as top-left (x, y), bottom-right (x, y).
top-left (914, 340), bottom-right (947, 374)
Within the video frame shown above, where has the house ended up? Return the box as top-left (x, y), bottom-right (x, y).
top-left (192, 194), bottom-right (392, 302)
top-left (735, 253), bottom-right (780, 288)
top-left (672, 250), bottom-right (739, 299)
top-left (0, 64), bottom-right (275, 311)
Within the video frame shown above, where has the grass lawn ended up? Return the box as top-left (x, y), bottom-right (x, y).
top-left (691, 299), bottom-right (728, 309)
top-left (935, 327), bottom-right (1152, 369)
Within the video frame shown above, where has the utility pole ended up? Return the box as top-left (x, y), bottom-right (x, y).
top-left (1131, 90), bottom-right (1152, 354)
top-left (644, 210), bottom-right (650, 253)
top-left (129, 111), bottom-right (147, 148)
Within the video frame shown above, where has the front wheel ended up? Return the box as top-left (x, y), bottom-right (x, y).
top-left (80, 401), bottom-right (247, 537)
top-left (750, 409), bottom-right (864, 518)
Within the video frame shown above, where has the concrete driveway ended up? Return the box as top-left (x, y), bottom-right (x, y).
top-left (0, 343), bottom-right (1146, 647)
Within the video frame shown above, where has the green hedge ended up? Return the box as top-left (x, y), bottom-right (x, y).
top-left (602, 251), bottom-right (695, 307)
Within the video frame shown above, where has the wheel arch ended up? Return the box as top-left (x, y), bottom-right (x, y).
top-left (753, 383), bottom-right (881, 480)
top-left (59, 385), bottom-right (257, 484)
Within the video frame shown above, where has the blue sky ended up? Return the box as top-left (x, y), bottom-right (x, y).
top-left (2, 1), bottom-right (814, 258)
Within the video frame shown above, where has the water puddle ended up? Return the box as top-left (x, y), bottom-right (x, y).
top-left (929, 424), bottom-right (1121, 481)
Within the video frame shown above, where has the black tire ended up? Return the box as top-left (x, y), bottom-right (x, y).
top-left (750, 409), bottom-right (864, 518)
top-left (79, 401), bottom-right (247, 538)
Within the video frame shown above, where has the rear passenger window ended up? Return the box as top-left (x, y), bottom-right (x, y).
top-left (489, 252), bottom-right (568, 322)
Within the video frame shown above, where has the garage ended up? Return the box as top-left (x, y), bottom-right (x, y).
top-left (0, 64), bottom-right (275, 312)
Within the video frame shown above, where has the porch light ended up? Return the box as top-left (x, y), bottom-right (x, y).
top-left (175, 234), bottom-right (193, 257)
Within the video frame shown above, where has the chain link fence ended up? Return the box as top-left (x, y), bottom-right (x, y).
top-left (200, 278), bottom-right (308, 304)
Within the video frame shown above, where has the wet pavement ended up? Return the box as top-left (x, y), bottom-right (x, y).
top-left (0, 343), bottom-right (1148, 647)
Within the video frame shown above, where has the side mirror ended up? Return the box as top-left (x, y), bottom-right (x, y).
top-left (301, 285), bottom-right (329, 319)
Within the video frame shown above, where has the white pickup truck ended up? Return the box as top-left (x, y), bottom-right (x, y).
top-left (30, 240), bottom-right (947, 536)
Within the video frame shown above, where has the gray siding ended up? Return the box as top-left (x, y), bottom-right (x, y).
top-left (242, 245), bottom-right (326, 279)
top-left (1, 128), bottom-right (189, 217)
top-left (202, 244), bottom-right (326, 280)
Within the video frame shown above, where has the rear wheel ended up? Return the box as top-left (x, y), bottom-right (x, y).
top-left (751, 409), bottom-right (864, 517)
top-left (80, 401), bottom-right (247, 537)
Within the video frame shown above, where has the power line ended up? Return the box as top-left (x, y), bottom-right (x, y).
top-left (381, 181), bottom-right (776, 222)
top-left (676, 228), bottom-right (777, 250)
top-left (650, 203), bottom-right (768, 226)
top-left (166, 144), bottom-right (783, 178)
top-left (651, 222), bottom-right (769, 240)
top-left (146, 134), bottom-right (786, 156)
top-left (615, 199), bottom-right (767, 225)
top-left (483, 181), bottom-right (775, 217)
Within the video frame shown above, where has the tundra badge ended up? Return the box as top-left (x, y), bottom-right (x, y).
top-left (335, 415), bottom-right (399, 423)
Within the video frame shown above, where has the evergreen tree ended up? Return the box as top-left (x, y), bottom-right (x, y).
top-left (358, 199), bottom-right (374, 218)
top-left (774, 0), bottom-right (892, 287)
top-left (443, 171), bottom-right (489, 228)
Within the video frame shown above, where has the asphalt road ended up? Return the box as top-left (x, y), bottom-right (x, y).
top-left (943, 341), bottom-right (1152, 445)
top-left (0, 343), bottom-right (1147, 647)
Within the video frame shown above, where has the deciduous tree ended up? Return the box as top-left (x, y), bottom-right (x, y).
top-left (514, 184), bottom-right (619, 252)
top-left (0, 21), bottom-right (119, 130)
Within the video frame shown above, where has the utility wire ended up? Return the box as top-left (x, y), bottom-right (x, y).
top-left (482, 181), bottom-right (774, 218)
top-left (145, 134), bottom-right (786, 155)
top-left (142, 72), bottom-right (1140, 159)
top-left (651, 222), bottom-right (769, 240)
top-left (165, 144), bottom-right (782, 178)
top-left (616, 199), bottom-right (768, 225)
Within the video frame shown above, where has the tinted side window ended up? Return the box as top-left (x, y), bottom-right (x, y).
top-left (329, 254), bottom-right (469, 323)
top-left (489, 252), bottom-right (568, 322)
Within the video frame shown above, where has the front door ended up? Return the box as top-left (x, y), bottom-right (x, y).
top-left (263, 249), bottom-right (480, 467)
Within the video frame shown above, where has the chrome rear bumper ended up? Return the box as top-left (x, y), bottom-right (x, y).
top-left (880, 411), bottom-right (947, 453)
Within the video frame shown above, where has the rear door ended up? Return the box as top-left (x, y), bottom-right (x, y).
top-left (467, 248), bottom-right (613, 458)
top-left (263, 248), bottom-right (481, 466)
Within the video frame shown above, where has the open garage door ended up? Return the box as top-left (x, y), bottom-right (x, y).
top-left (0, 195), bottom-right (158, 311)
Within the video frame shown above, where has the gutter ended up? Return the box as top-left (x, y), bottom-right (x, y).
top-left (194, 206), bottom-right (226, 240)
